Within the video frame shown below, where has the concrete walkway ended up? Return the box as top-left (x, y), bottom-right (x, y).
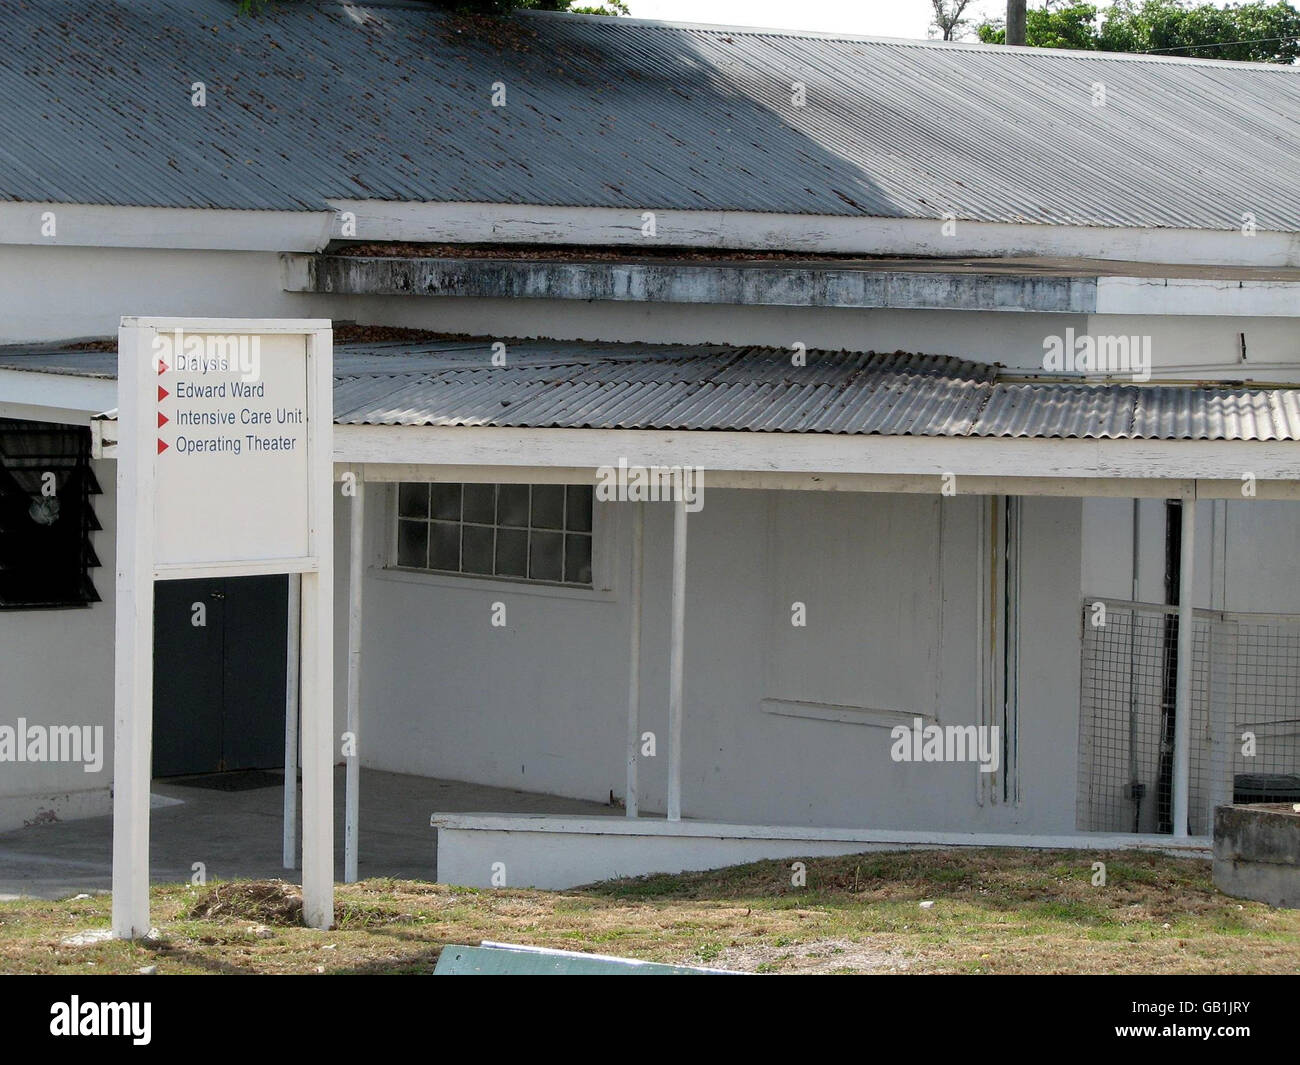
top-left (0, 768), bottom-right (615, 899)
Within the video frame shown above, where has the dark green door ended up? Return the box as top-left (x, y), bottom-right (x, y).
top-left (153, 575), bottom-right (288, 777)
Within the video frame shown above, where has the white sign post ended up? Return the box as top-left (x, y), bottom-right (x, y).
top-left (112, 317), bottom-right (334, 936)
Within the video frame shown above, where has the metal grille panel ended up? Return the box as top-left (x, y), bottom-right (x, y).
top-left (1078, 600), bottom-right (1300, 835)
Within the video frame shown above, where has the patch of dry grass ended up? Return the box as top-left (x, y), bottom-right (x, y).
top-left (1, 849), bottom-right (1297, 975)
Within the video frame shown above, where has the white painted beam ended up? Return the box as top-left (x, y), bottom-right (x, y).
top-left (283, 575), bottom-right (301, 870)
top-left (290, 251), bottom-right (1300, 318)
top-left (288, 253), bottom-right (1095, 314)
top-left (0, 369), bottom-right (116, 414)
top-left (341, 462), bottom-right (1242, 499)
top-left (0, 203), bottom-right (332, 252)
top-left (110, 324), bottom-right (156, 940)
top-left (625, 501), bottom-right (644, 818)
top-left (326, 199), bottom-right (1300, 269)
top-left (300, 329), bottom-right (336, 930)
top-left (1097, 276), bottom-right (1300, 317)
top-left (334, 426), bottom-right (1300, 484)
top-left (299, 566), bottom-right (334, 927)
top-left (344, 474), bottom-right (365, 883)
top-left (432, 810), bottom-right (1214, 848)
top-left (0, 403), bottom-right (99, 426)
top-left (667, 500), bottom-right (687, 822)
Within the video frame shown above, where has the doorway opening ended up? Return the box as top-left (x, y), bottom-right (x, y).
top-left (153, 575), bottom-right (289, 780)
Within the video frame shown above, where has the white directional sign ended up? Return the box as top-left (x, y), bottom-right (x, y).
top-left (152, 330), bottom-right (312, 566)
top-left (113, 317), bottom-right (335, 938)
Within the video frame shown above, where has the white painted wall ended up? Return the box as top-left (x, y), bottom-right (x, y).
top-left (0, 246), bottom-right (330, 343)
top-left (354, 487), bottom-right (1086, 834)
top-left (3, 245), bottom-right (1298, 385)
top-left (1081, 498), bottom-right (1300, 614)
top-left (345, 295), bottom-right (1300, 382)
top-left (0, 458), bottom-right (115, 831)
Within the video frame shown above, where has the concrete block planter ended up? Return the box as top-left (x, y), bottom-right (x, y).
top-left (1213, 803), bottom-right (1300, 908)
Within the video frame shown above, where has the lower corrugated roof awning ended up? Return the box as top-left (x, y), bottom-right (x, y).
top-left (3, 337), bottom-right (1298, 443)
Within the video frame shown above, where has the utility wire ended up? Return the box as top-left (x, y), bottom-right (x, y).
top-left (1144, 34), bottom-right (1300, 53)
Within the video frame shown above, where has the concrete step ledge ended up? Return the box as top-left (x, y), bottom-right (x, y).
top-left (431, 812), bottom-right (1210, 889)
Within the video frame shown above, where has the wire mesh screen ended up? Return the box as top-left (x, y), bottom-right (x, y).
top-left (1077, 600), bottom-right (1300, 836)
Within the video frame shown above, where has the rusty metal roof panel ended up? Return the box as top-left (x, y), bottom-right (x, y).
top-left (3, 2), bottom-right (1300, 231)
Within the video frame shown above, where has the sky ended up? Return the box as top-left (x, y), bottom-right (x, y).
top-left (621, 1), bottom-right (1280, 39)
top-left (622, 0), bottom-right (1002, 39)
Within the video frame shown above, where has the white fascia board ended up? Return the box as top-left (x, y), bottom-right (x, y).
top-left (0, 402), bottom-right (100, 426)
top-left (0, 203), bottom-right (335, 252)
top-left (123, 315), bottom-right (333, 332)
top-left (327, 199), bottom-right (1300, 269)
top-left (334, 425), bottom-right (1300, 484)
top-left (1098, 275), bottom-right (1300, 317)
top-left (342, 463), bottom-right (1300, 500)
top-left (0, 369), bottom-right (117, 417)
top-left (8, 197), bottom-right (1299, 269)
top-left (76, 419), bottom-right (1300, 495)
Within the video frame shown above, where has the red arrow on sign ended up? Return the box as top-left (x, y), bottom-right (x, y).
top-left (157, 412), bottom-right (169, 428)
top-left (157, 439), bottom-right (169, 454)
top-left (158, 386), bottom-right (169, 401)
top-left (157, 361), bottom-right (169, 375)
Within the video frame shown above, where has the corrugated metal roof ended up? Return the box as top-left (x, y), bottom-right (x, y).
top-left (3, 2), bottom-right (1300, 230)
top-left (2, 338), bottom-right (1297, 441)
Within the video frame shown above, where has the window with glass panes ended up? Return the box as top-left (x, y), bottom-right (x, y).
top-left (395, 483), bottom-right (594, 586)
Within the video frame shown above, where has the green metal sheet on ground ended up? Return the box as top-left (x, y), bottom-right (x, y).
top-left (434, 942), bottom-right (738, 975)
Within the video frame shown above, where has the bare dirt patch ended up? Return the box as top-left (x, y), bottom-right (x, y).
top-left (717, 936), bottom-right (912, 975)
top-left (185, 880), bottom-right (303, 926)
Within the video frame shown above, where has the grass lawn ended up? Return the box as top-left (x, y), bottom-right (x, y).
top-left (2, 848), bottom-right (1298, 974)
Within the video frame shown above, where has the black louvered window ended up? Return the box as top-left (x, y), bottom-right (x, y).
top-left (0, 420), bottom-right (101, 609)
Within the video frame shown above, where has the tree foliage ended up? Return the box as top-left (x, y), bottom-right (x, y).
top-left (930, 0), bottom-right (978, 41)
top-left (977, 0), bottom-right (1300, 63)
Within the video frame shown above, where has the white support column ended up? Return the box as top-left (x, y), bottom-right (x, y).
top-left (1172, 496), bottom-right (1196, 838)
top-left (625, 501), bottom-right (645, 818)
top-left (111, 324), bottom-right (155, 940)
top-left (300, 564), bottom-right (333, 927)
top-left (299, 328), bottom-right (334, 931)
top-left (344, 474), bottom-right (365, 883)
top-left (667, 499), bottom-right (687, 822)
top-left (283, 574), bottom-right (301, 869)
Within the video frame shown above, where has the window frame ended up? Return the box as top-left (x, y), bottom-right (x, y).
top-left (383, 481), bottom-right (615, 599)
